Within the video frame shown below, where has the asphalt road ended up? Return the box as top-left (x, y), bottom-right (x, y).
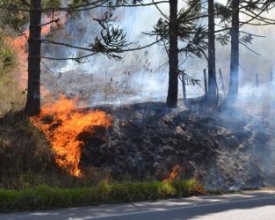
top-left (1, 190), bottom-right (275, 220)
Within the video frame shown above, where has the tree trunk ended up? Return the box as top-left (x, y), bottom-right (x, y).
top-left (25, 0), bottom-right (42, 116)
top-left (207, 0), bottom-right (217, 103)
top-left (166, 0), bottom-right (179, 108)
top-left (228, 0), bottom-right (239, 102)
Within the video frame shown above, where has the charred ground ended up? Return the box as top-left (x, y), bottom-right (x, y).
top-left (79, 98), bottom-right (275, 191)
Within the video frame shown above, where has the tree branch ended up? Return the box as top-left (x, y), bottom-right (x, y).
top-left (239, 41), bottom-right (261, 56)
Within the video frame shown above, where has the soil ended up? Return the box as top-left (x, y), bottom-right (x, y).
top-left (79, 96), bottom-right (275, 191)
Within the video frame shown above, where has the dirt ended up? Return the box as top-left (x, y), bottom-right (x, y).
top-left (79, 98), bottom-right (275, 190)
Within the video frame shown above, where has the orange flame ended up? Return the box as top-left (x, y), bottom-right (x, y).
top-left (7, 13), bottom-right (112, 177)
top-left (31, 95), bottom-right (111, 177)
top-left (163, 165), bottom-right (183, 183)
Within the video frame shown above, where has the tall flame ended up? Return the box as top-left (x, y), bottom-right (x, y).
top-left (5, 13), bottom-right (111, 177)
top-left (31, 95), bottom-right (111, 177)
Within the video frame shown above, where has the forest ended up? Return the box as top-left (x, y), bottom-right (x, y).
top-left (0, 0), bottom-right (275, 212)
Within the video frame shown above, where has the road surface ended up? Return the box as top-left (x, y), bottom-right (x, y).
top-left (1, 189), bottom-right (275, 220)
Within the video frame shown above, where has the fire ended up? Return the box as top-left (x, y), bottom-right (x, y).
top-left (31, 95), bottom-right (111, 177)
top-left (163, 165), bottom-right (183, 183)
top-left (7, 12), bottom-right (112, 177)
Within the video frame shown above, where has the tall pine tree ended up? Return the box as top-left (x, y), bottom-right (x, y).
top-left (207, 0), bottom-right (217, 104)
top-left (25, 0), bottom-right (42, 116)
top-left (166, 0), bottom-right (179, 108)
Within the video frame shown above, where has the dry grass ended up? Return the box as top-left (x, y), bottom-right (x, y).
top-left (0, 110), bottom-right (113, 189)
top-left (0, 75), bottom-right (26, 116)
top-left (0, 43), bottom-right (113, 189)
top-left (0, 111), bottom-right (56, 188)
top-left (0, 38), bottom-right (58, 189)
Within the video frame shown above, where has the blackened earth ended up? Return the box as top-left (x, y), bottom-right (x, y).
top-left (79, 98), bottom-right (275, 191)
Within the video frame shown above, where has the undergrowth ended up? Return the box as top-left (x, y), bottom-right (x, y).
top-left (0, 34), bottom-right (206, 213)
top-left (0, 109), bottom-right (205, 212)
top-left (0, 111), bottom-right (57, 188)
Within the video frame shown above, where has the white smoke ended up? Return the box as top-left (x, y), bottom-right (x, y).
top-left (41, 0), bottom-right (209, 105)
top-left (41, 0), bottom-right (275, 105)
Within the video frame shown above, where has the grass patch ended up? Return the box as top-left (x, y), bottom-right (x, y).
top-left (172, 179), bottom-right (206, 197)
top-left (0, 180), bottom-right (205, 212)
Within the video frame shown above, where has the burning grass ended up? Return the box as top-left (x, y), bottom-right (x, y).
top-left (0, 97), bottom-right (205, 212)
top-left (31, 95), bottom-right (112, 177)
top-left (0, 29), bottom-right (205, 210)
top-left (0, 110), bottom-right (114, 190)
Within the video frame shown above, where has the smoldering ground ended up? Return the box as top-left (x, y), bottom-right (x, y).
top-left (37, 1), bottom-right (275, 190)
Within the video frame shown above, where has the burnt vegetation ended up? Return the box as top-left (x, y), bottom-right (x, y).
top-left (77, 99), bottom-right (275, 190)
top-left (0, 0), bottom-right (275, 195)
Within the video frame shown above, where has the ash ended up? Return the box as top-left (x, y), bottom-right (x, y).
top-left (79, 98), bottom-right (275, 191)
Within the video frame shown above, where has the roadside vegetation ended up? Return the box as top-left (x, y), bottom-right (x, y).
top-left (0, 36), bottom-right (205, 212)
top-left (0, 180), bottom-right (205, 212)
top-left (0, 108), bottom-right (205, 212)
top-left (1, 0), bottom-right (275, 213)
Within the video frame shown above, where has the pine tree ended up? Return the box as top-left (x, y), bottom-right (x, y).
top-left (25, 0), bottom-right (42, 116)
top-left (228, 0), bottom-right (239, 102)
top-left (166, 0), bottom-right (179, 108)
top-left (207, 0), bottom-right (217, 104)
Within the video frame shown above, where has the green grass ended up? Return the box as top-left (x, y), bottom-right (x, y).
top-left (0, 180), bottom-right (205, 212)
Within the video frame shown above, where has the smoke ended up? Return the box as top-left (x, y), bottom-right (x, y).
top-left (40, 2), bottom-right (275, 112)
top-left (37, 1), bottom-right (275, 189)
top-left (41, 1), bottom-right (209, 105)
